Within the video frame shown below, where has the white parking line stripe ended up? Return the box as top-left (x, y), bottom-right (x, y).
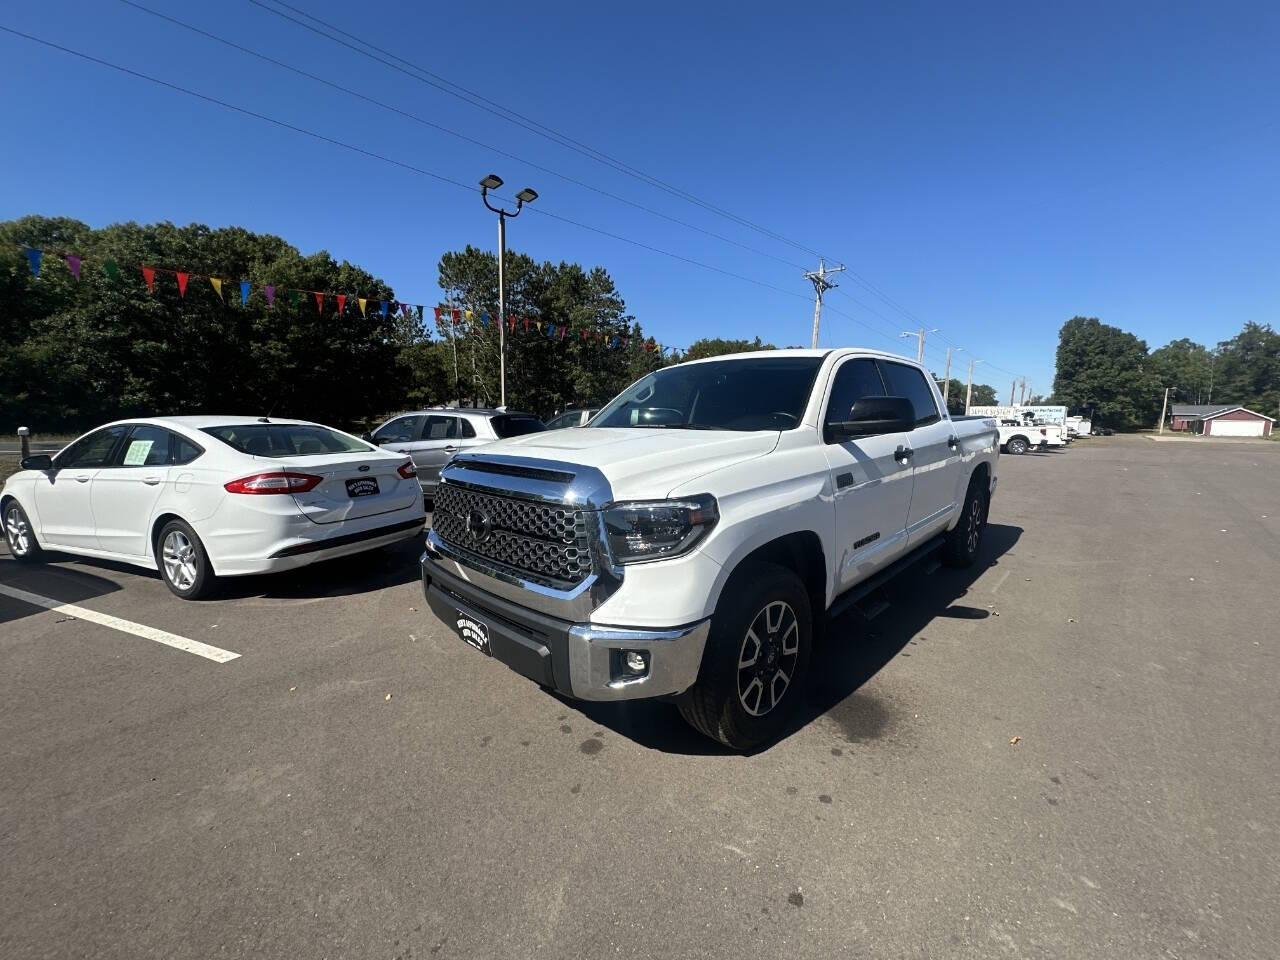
top-left (0, 584), bottom-right (240, 663)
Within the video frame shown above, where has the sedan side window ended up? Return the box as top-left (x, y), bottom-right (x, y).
top-left (118, 425), bottom-right (175, 467)
top-left (423, 416), bottom-right (458, 440)
top-left (57, 426), bottom-right (129, 468)
top-left (823, 358), bottom-right (886, 442)
top-left (374, 415), bottom-right (424, 444)
top-left (878, 361), bottom-right (941, 427)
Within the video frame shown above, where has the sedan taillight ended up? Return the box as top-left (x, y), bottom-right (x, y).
top-left (397, 462), bottom-right (417, 479)
top-left (224, 472), bottom-right (322, 495)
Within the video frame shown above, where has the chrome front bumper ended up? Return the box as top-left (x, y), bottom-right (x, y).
top-left (421, 544), bottom-right (709, 702)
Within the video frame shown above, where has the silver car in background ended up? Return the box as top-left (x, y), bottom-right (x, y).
top-left (365, 408), bottom-right (545, 496)
top-left (544, 408), bottom-right (600, 430)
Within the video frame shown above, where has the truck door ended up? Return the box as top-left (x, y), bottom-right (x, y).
top-left (877, 359), bottom-right (964, 547)
top-left (821, 357), bottom-right (914, 590)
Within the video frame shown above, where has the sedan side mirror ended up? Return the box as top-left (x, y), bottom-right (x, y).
top-left (360, 432), bottom-right (374, 442)
top-left (20, 454), bottom-right (54, 471)
top-left (831, 396), bottom-right (915, 439)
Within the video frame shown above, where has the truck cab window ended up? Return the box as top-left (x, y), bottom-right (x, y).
top-left (878, 360), bottom-right (941, 427)
top-left (824, 358), bottom-right (886, 442)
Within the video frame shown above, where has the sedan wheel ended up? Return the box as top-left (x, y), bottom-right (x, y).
top-left (157, 520), bottom-right (215, 599)
top-left (4, 502), bottom-right (42, 560)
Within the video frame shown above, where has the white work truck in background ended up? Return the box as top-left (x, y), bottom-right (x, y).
top-left (420, 349), bottom-right (1000, 749)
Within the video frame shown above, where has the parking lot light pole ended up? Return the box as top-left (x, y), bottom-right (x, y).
top-left (480, 174), bottom-right (538, 408)
top-left (1158, 386), bottom-right (1173, 434)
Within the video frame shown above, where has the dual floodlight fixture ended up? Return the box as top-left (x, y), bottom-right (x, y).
top-left (479, 173), bottom-right (538, 211)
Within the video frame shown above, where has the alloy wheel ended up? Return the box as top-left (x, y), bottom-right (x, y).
top-left (966, 494), bottom-right (985, 555)
top-left (737, 600), bottom-right (800, 717)
top-left (162, 530), bottom-right (199, 591)
top-left (5, 506), bottom-right (31, 556)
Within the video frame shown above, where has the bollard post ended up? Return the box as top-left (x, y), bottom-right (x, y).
top-left (18, 426), bottom-right (30, 461)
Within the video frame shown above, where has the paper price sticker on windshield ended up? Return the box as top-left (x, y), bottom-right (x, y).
top-left (122, 440), bottom-right (154, 465)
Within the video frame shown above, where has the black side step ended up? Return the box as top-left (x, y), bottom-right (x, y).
top-left (826, 535), bottom-right (946, 622)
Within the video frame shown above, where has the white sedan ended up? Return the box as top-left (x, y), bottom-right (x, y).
top-left (1, 416), bottom-right (426, 599)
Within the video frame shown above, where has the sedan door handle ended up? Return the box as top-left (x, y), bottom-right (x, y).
top-left (142, 476), bottom-right (162, 486)
top-left (894, 445), bottom-right (913, 463)
top-left (443, 445), bottom-right (458, 453)
top-left (73, 474), bottom-right (91, 483)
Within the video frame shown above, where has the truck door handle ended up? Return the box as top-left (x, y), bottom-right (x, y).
top-left (142, 476), bottom-right (162, 486)
top-left (894, 446), bottom-right (913, 463)
top-left (836, 472), bottom-right (853, 489)
top-left (947, 435), bottom-right (959, 449)
top-left (443, 445), bottom-right (458, 453)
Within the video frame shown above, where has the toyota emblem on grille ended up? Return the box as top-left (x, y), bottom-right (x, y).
top-left (466, 508), bottom-right (493, 542)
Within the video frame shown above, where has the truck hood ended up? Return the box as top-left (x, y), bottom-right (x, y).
top-left (470, 428), bottom-right (780, 501)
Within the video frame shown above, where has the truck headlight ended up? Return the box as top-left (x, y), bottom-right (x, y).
top-left (602, 494), bottom-right (718, 564)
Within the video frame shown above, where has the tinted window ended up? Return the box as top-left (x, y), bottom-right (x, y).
top-left (878, 361), bottom-right (940, 426)
top-left (491, 415), bottom-right (546, 439)
top-left (546, 412), bottom-right (580, 430)
top-left (824, 359), bottom-right (886, 441)
top-left (174, 435), bottom-right (204, 465)
top-left (459, 419), bottom-right (477, 439)
top-left (592, 357), bottom-right (823, 431)
top-left (202, 424), bottom-right (371, 458)
top-left (118, 425), bottom-right (174, 467)
top-left (374, 415), bottom-right (425, 443)
top-left (423, 416), bottom-right (457, 440)
top-left (58, 426), bottom-right (128, 468)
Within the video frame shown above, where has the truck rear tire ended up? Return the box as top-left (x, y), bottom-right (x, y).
top-left (677, 562), bottom-right (813, 751)
top-left (1005, 436), bottom-right (1029, 455)
top-left (942, 475), bottom-right (989, 568)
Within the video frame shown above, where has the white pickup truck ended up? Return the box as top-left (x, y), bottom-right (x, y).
top-left (420, 349), bottom-right (999, 749)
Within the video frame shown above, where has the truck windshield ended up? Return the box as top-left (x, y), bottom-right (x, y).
top-left (591, 356), bottom-right (824, 431)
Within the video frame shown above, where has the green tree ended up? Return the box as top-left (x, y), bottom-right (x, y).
top-left (930, 376), bottom-right (998, 413)
top-left (1212, 322), bottom-right (1280, 419)
top-left (1149, 338), bottom-right (1214, 404)
top-left (1051, 316), bottom-right (1160, 427)
top-left (683, 336), bottom-right (776, 361)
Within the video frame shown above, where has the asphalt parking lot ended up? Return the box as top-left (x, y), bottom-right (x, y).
top-left (2, 435), bottom-right (1277, 959)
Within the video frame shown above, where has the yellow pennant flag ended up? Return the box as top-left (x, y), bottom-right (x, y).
top-left (209, 277), bottom-right (222, 297)
top-left (465, 309), bottom-right (473, 322)
top-left (358, 298), bottom-right (367, 317)
top-left (536, 321), bottom-right (542, 332)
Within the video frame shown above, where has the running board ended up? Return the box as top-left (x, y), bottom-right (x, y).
top-left (826, 535), bottom-right (946, 623)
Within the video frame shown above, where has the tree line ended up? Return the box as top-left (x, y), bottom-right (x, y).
top-left (2, 215), bottom-right (1009, 436)
top-left (1051, 316), bottom-right (1279, 428)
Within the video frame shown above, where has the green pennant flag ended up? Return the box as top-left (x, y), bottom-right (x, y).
top-left (103, 260), bottom-right (119, 281)
top-left (416, 305), bottom-right (424, 323)
top-left (288, 289), bottom-right (299, 308)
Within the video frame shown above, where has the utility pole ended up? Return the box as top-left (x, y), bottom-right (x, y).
top-left (1207, 350), bottom-right (1216, 405)
top-left (805, 259), bottom-right (845, 348)
top-left (1158, 386), bottom-right (1171, 434)
top-left (900, 328), bottom-right (931, 363)
top-left (1018, 377), bottom-right (1027, 405)
top-left (964, 359), bottom-right (978, 414)
top-left (941, 347), bottom-right (952, 410)
top-left (1009, 379), bottom-right (1017, 406)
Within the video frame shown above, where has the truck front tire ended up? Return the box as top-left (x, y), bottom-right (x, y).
top-left (677, 562), bottom-right (813, 751)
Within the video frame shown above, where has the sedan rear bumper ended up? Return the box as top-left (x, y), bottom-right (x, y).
top-left (212, 516), bottom-right (424, 576)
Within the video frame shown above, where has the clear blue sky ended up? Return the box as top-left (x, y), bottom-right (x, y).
top-left (3, 0), bottom-right (1277, 395)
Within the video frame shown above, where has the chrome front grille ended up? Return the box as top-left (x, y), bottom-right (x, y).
top-left (431, 482), bottom-right (592, 585)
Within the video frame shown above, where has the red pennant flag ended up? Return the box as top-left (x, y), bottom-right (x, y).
top-left (508, 316), bottom-right (515, 332)
top-left (433, 306), bottom-right (442, 323)
top-left (522, 316), bottom-right (530, 333)
top-left (560, 325), bottom-right (567, 341)
top-left (175, 272), bottom-right (189, 297)
top-left (401, 303), bottom-right (410, 318)
top-left (452, 308), bottom-right (461, 325)
top-left (337, 294), bottom-right (347, 313)
top-left (314, 292), bottom-right (324, 313)
top-left (141, 266), bottom-right (156, 292)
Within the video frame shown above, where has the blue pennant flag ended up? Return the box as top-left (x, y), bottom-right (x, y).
top-left (24, 247), bottom-right (42, 277)
top-left (380, 300), bottom-right (388, 317)
top-left (547, 323), bottom-right (555, 337)
top-left (610, 336), bottom-right (619, 349)
top-left (481, 312), bottom-right (489, 328)
top-left (240, 281), bottom-right (251, 305)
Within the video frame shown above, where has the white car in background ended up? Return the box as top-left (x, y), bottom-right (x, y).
top-left (1, 417), bottom-right (425, 599)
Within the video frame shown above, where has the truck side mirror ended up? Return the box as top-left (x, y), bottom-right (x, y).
top-left (831, 396), bottom-right (915, 439)
top-left (20, 454), bottom-right (54, 471)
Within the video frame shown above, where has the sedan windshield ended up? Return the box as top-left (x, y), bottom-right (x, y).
top-left (202, 424), bottom-right (372, 458)
top-left (591, 356), bottom-right (824, 431)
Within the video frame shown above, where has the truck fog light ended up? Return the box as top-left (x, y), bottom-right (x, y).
top-left (623, 650), bottom-right (649, 675)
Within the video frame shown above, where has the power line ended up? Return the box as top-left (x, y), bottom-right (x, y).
top-left (115, 0), bottom-right (811, 275)
top-left (248, 0), bottom-right (832, 263)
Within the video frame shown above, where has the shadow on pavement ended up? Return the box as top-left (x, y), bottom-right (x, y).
top-left (0, 554), bottom-right (123, 625)
top-left (561, 522), bottom-right (1023, 756)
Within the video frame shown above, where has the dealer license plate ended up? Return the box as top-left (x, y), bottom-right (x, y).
top-left (456, 611), bottom-right (491, 656)
top-left (346, 477), bottom-right (380, 498)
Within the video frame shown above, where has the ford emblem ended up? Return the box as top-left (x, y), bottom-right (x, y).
top-left (358, 464), bottom-right (371, 472)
